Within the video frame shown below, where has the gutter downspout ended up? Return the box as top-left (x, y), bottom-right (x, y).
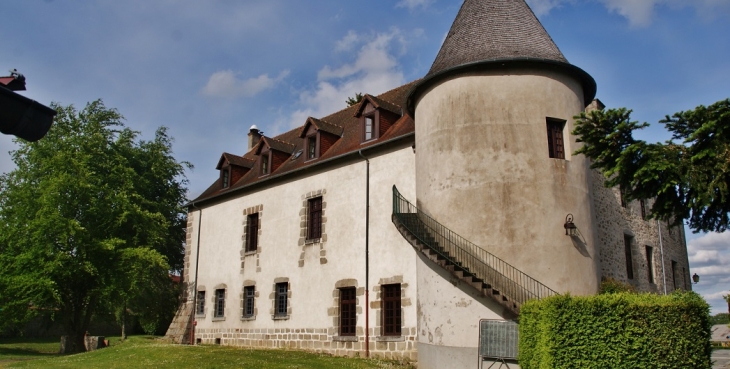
top-left (658, 219), bottom-right (667, 295)
top-left (189, 202), bottom-right (203, 344)
top-left (358, 150), bottom-right (370, 358)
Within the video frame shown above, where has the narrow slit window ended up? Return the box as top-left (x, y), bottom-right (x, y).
top-left (364, 116), bottom-right (374, 141)
top-left (222, 169), bottom-right (229, 188)
top-left (196, 291), bottom-right (205, 315)
top-left (645, 245), bottom-right (654, 284)
top-left (307, 136), bottom-right (317, 160)
top-left (261, 154), bottom-right (269, 175)
top-left (624, 235), bottom-right (634, 280)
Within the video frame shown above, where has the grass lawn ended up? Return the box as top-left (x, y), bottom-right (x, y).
top-left (0, 335), bottom-right (414, 368)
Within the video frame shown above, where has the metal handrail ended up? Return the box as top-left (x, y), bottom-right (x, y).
top-left (392, 185), bottom-right (556, 309)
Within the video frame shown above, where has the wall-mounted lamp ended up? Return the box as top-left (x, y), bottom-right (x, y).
top-left (564, 214), bottom-right (578, 237)
top-left (692, 273), bottom-right (700, 284)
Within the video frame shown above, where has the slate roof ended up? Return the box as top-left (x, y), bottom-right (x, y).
top-left (191, 80), bottom-right (418, 204)
top-left (427, 0), bottom-right (567, 78)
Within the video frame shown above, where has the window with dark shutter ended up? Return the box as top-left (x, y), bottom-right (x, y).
top-left (246, 213), bottom-right (259, 252)
top-left (546, 118), bottom-right (566, 159)
top-left (382, 284), bottom-right (401, 336)
top-left (340, 287), bottom-right (356, 336)
top-left (307, 197), bottom-right (322, 240)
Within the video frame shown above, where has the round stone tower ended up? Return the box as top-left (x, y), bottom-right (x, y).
top-left (408, 0), bottom-right (600, 295)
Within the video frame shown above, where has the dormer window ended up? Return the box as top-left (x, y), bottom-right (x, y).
top-left (221, 168), bottom-right (229, 188)
top-left (261, 152), bottom-right (270, 176)
top-left (364, 115), bottom-right (374, 141)
top-left (307, 135), bottom-right (317, 160)
top-left (354, 94), bottom-right (401, 144)
top-left (299, 117), bottom-right (342, 162)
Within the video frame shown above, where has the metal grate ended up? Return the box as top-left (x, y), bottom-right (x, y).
top-left (480, 320), bottom-right (519, 360)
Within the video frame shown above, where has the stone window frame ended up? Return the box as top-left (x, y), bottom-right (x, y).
top-left (212, 283), bottom-right (227, 322)
top-left (271, 278), bottom-right (291, 320)
top-left (373, 276), bottom-right (410, 342)
top-left (328, 279), bottom-right (363, 341)
top-left (241, 205), bottom-right (263, 272)
top-left (240, 280), bottom-right (258, 321)
top-left (546, 117), bottom-right (566, 160)
top-left (195, 286), bottom-right (206, 318)
top-left (299, 190), bottom-right (328, 266)
top-left (307, 197), bottom-right (323, 241)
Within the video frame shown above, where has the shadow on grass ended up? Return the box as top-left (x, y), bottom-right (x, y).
top-left (0, 347), bottom-right (58, 357)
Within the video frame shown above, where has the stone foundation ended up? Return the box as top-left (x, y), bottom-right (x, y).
top-left (194, 326), bottom-right (418, 361)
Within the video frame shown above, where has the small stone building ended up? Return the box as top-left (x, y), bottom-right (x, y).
top-left (166, 1), bottom-right (690, 368)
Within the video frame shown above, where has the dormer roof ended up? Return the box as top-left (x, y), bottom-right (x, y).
top-left (299, 117), bottom-right (344, 138)
top-left (427, 0), bottom-right (567, 78)
top-left (216, 152), bottom-right (254, 170)
top-left (254, 136), bottom-right (296, 155)
top-left (354, 94), bottom-right (402, 117)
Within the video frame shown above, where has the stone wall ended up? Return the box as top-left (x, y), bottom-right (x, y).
top-left (590, 169), bottom-right (690, 293)
top-left (194, 325), bottom-right (417, 360)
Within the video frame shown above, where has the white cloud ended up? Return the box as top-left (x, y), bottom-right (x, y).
top-left (525, 0), bottom-right (572, 16)
top-left (335, 30), bottom-right (360, 52)
top-left (599, 0), bottom-right (730, 27)
top-left (279, 29), bottom-right (407, 132)
top-left (687, 231), bottom-right (730, 314)
top-left (201, 69), bottom-right (290, 98)
top-left (396, 0), bottom-right (434, 11)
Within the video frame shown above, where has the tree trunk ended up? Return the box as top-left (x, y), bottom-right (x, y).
top-left (121, 302), bottom-right (127, 340)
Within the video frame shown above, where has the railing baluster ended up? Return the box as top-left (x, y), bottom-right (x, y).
top-left (391, 185), bottom-right (556, 311)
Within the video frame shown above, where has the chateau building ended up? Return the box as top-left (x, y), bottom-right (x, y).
top-left (166, 0), bottom-right (690, 368)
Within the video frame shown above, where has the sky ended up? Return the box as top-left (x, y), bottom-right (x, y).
top-left (1, 0), bottom-right (729, 314)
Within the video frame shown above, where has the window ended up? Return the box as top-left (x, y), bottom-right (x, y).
top-left (196, 291), bottom-right (205, 315)
top-left (246, 213), bottom-right (259, 252)
top-left (645, 245), bottom-right (654, 284)
top-left (640, 199), bottom-right (646, 220)
top-left (382, 284), bottom-right (401, 336)
top-left (671, 260), bottom-right (677, 289)
top-left (340, 287), bottom-right (356, 336)
top-left (624, 235), bottom-right (634, 280)
top-left (619, 186), bottom-right (627, 208)
top-left (275, 282), bottom-right (288, 317)
top-left (364, 116), bottom-right (374, 141)
top-left (307, 135), bottom-right (317, 160)
top-left (546, 118), bottom-right (565, 159)
top-left (222, 169), bottom-right (229, 189)
top-left (214, 289), bottom-right (225, 318)
top-left (307, 197), bottom-right (322, 240)
top-left (261, 153), bottom-right (269, 175)
top-left (243, 286), bottom-right (255, 319)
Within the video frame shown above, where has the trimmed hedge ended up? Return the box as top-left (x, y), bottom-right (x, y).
top-left (518, 291), bottom-right (711, 369)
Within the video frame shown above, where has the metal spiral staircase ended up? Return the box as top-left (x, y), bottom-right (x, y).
top-left (391, 186), bottom-right (556, 315)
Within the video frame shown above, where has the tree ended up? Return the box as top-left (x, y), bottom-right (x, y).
top-left (346, 93), bottom-right (364, 107)
top-left (573, 98), bottom-right (730, 233)
top-left (0, 100), bottom-right (190, 352)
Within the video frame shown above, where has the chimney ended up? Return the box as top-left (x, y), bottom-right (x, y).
top-left (248, 125), bottom-right (262, 150)
top-left (585, 99), bottom-right (605, 113)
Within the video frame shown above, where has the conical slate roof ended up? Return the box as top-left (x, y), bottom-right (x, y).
top-left (427, 0), bottom-right (568, 77)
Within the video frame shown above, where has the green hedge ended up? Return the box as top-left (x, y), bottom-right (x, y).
top-left (518, 291), bottom-right (711, 369)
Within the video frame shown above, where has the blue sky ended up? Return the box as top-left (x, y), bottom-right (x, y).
top-left (1, 0), bottom-right (729, 314)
